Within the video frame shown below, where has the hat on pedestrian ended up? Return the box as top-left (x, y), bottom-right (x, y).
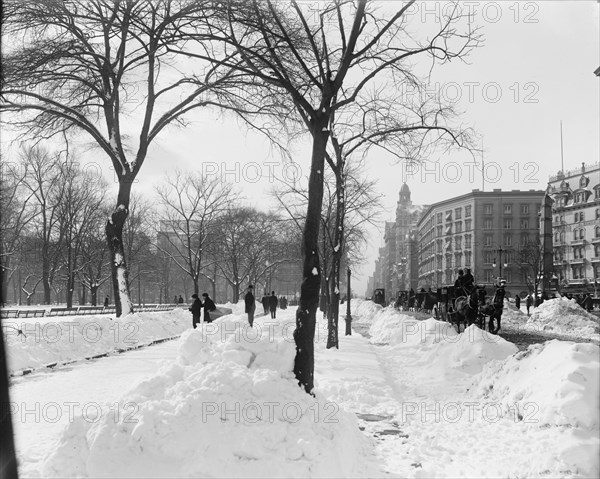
top-left (191, 294), bottom-right (198, 299)
top-left (202, 293), bottom-right (209, 297)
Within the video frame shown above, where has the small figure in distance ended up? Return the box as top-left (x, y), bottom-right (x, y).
top-left (245, 285), bottom-right (256, 327)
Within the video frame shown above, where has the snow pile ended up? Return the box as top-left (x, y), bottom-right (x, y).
top-left (40, 313), bottom-right (376, 478)
top-left (350, 299), bottom-right (382, 323)
top-left (525, 297), bottom-right (599, 340)
top-left (3, 309), bottom-right (192, 374)
top-left (471, 340), bottom-right (599, 428)
top-left (469, 340), bottom-right (600, 476)
top-left (418, 325), bottom-right (519, 375)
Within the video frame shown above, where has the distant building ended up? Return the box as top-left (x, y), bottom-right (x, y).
top-left (369, 183), bottom-right (425, 297)
top-left (547, 162), bottom-right (600, 292)
top-left (416, 188), bottom-right (546, 297)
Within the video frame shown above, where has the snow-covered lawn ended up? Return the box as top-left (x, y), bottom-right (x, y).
top-left (7, 299), bottom-right (599, 478)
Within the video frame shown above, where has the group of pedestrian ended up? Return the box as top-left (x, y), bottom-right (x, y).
top-left (189, 293), bottom-right (217, 328)
top-left (261, 291), bottom-right (279, 318)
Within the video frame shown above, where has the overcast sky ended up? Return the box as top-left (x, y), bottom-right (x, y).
top-left (3, 1), bottom-right (598, 297)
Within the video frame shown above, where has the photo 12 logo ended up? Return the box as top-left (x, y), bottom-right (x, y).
top-left (6, 401), bottom-right (139, 424)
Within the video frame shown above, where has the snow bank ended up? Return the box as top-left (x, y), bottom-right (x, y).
top-left (3, 309), bottom-right (192, 374)
top-left (40, 313), bottom-right (375, 478)
top-left (350, 299), bottom-right (382, 323)
top-left (471, 340), bottom-right (600, 429)
top-left (523, 297), bottom-right (600, 340)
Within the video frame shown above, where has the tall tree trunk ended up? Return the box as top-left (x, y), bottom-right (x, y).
top-left (91, 284), bottom-right (98, 306)
top-left (42, 253), bottom-right (51, 304)
top-left (66, 272), bottom-right (75, 309)
top-left (1, 258), bottom-right (10, 305)
top-left (294, 127), bottom-right (328, 395)
top-left (327, 168), bottom-right (344, 349)
top-left (106, 180), bottom-right (134, 317)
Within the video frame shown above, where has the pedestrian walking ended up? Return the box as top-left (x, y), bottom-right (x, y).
top-left (178, 295), bottom-right (184, 304)
top-left (269, 291), bottom-right (278, 319)
top-left (202, 293), bottom-right (217, 323)
top-left (189, 294), bottom-right (201, 328)
top-left (173, 295), bottom-right (178, 304)
top-left (526, 294), bottom-right (533, 316)
top-left (103, 296), bottom-right (109, 308)
top-left (245, 285), bottom-right (256, 327)
top-left (261, 293), bottom-right (269, 315)
top-left (515, 294), bottom-right (521, 311)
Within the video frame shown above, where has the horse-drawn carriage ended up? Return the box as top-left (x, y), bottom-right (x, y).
top-left (434, 283), bottom-right (505, 333)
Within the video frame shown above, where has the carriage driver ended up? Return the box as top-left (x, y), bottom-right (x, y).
top-left (463, 268), bottom-right (475, 292)
top-left (454, 269), bottom-right (466, 292)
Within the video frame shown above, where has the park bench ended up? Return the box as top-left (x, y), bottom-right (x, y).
top-left (18, 309), bottom-right (46, 318)
top-left (47, 308), bottom-right (78, 317)
top-left (77, 306), bottom-right (105, 315)
top-left (0, 309), bottom-right (19, 319)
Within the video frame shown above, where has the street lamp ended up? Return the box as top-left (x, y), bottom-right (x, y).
top-left (492, 246), bottom-right (508, 280)
top-left (345, 267), bottom-right (352, 336)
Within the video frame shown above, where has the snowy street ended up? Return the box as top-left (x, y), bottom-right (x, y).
top-left (10, 341), bottom-right (179, 476)
top-left (7, 298), bottom-right (599, 478)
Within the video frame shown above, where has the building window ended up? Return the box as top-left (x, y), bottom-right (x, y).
top-left (504, 204), bottom-right (512, 214)
top-left (484, 204), bottom-right (493, 215)
top-left (437, 225), bottom-right (443, 236)
top-left (554, 232), bottom-right (559, 243)
top-left (465, 205), bottom-right (472, 217)
top-left (465, 219), bottom-right (472, 231)
top-left (484, 219), bottom-right (493, 230)
top-left (484, 251), bottom-right (495, 264)
top-left (437, 213), bottom-right (442, 224)
top-left (595, 188), bottom-right (600, 200)
top-left (504, 219), bottom-right (512, 229)
top-left (595, 226), bottom-right (600, 238)
top-left (594, 264), bottom-right (600, 279)
top-left (521, 205), bottom-right (530, 214)
top-left (573, 230), bottom-right (578, 241)
top-left (574, 212), bottom-right (579, 222)
top-left (465, 251), bottom-right (472, 267)
top-left (455, 237), bottom-right (462, 250)
top-left (485, 270), bottom-right (494, 282)
top-left (580, 228), bottom-right (585, 240)
top-left (504, 234), bottom-right (512, 246)
top-left (485, 235), bottom-right (493, 246)
top-left (465, 234), bottom-right (472, 249)
top-left (581, 211), bottom-right (585, 222)
top-left (455, 207), bottom-right (462, 219)
top-left (446, 210), bottom-right (452, 221)
top-left (455, 222), bottom-right (463, 233)
top-left (596, 209), bottom-right (600, 220)
top-left (505, 271), bottom-right (512, 283)
top-left (520, 219), bottom-right (529, 229)
top-left (594, 244), bottom-right (600, 257)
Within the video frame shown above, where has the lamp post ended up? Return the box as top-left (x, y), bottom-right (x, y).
top-left (492, 247), bottom-right (508, 281)
top-left (345, 267), bottom-right (352, 336)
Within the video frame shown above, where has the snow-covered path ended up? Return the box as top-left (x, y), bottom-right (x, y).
top-left (9, 340), bottom-right (179, 476)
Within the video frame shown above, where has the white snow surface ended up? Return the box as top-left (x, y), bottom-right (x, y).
top-left (4, 309), bottom-right (191, 373)
top-left (10, 299), bottom-right (600, 478)
top-left (521, 297), bottom-right (599, 340)
top-left (39, 312), bottom-right (376, 478)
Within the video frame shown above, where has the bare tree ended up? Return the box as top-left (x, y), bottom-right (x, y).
top-left (518, 240), bottom-right (548, 297)
top-left (0, 0), bottom-right (249, 316)
top-left (19, 146), bottom-right (65, 304)
top-left (79, 208), bottom-right (111, 307)
top-left (0, 157), bottom-right (36, 304)
top-left (56, 156), bottom-right (108, 308)
top-left (155, 170), bottom-right (235, 296)
top-left (196, 0), bottom-right (480, 392)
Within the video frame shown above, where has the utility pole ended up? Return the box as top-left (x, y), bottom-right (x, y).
top-left (345, 267), bottom-right (352, 336)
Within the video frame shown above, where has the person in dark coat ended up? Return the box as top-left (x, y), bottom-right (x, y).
top-left (463, 269), bottom-right (475, 293)
top-left (454, 270), bottom-right (465, 294)
top-left (261, 293), bottom-right (269, 315)
top-left (280, 296), bottom-right (288, 309)
top-left (103, 296), bottom-right (109, 308)
top-left (268, 291), bottom-right (278, 319)
top-left (189, 294), bottom-right (202, 328)
top-left (514, 294), bottom-right (521, 310)
top-left (178, 295), bottom-right (184, 304)
top-left (244, 285), bottom-right (256, 327)
top-left (202, 293), bottom-right (217, 323)
top-left (526, 294), bottom-right (533, 315)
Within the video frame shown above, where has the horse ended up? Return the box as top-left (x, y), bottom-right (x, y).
top-left (478, 287), bottom-right (505, 334)
top-left (451, 286), bottom-right (480, 333)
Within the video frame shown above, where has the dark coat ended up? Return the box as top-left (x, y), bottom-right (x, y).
top-left (203, 297), bottom-right (216, 313)
top-left (269, 295), bottom-right (278, 310)
top-left (261, 296), bottom-right (269, 308)
top-left (190, 298), bottom-right (202, 316)
top-left (244, 292), bottom-right (255, 313)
